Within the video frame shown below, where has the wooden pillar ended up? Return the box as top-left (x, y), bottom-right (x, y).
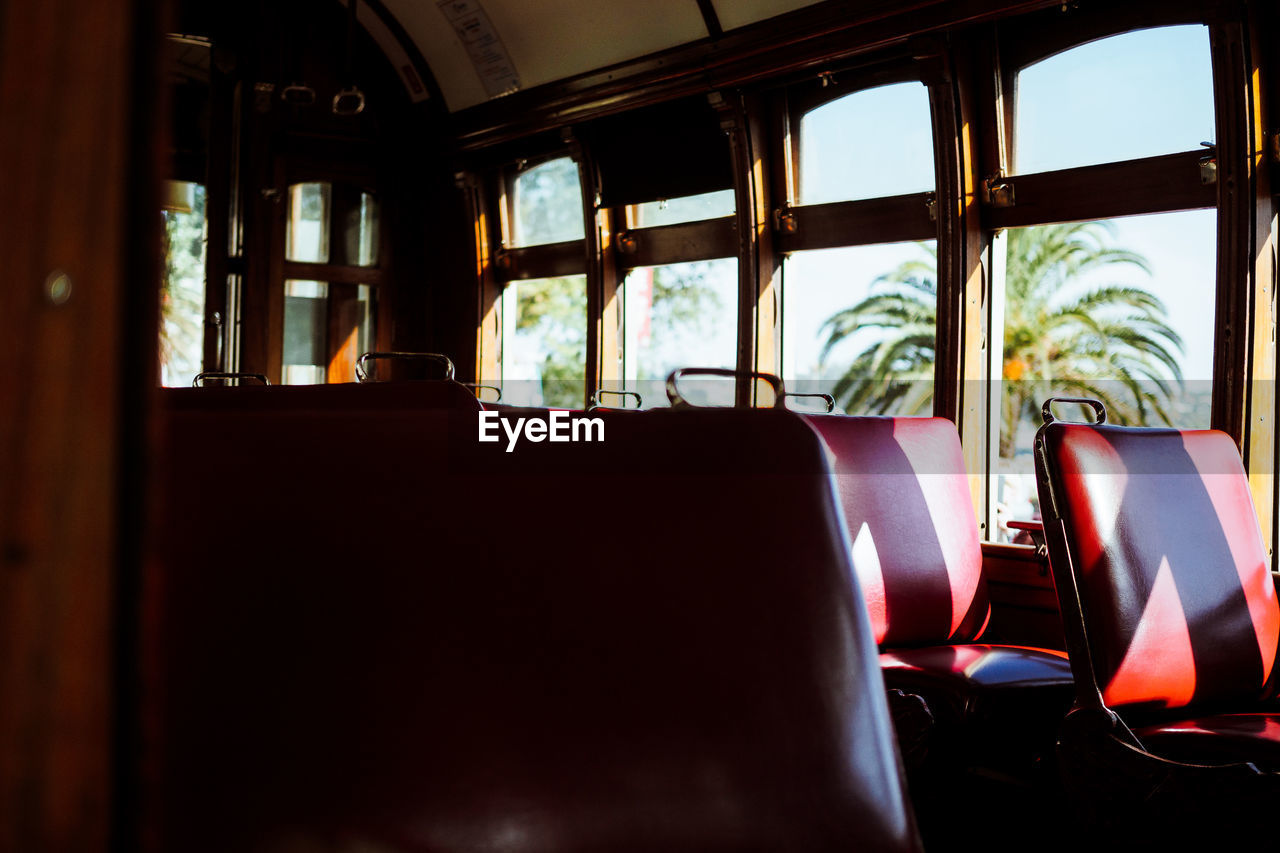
top-left (0, 0), bottom-right (160, 849)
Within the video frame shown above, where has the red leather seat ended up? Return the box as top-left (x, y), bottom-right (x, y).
top-left (804, 415), bottom-right (1074, 843)
top-left (1035, 403), bottom-right (1280, 839)
top-left (147, 405), bottom-right (922, 852)
top-left (804, 415), bottom-right (1074, 736)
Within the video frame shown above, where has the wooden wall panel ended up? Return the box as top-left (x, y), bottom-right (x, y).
top-left (0, 0), bottom-right (157, 849)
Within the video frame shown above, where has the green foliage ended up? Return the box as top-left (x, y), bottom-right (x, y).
top-left (160, 186), bottom-right (207, 384)
top-left (819, 222), bottom-right (1185, 456)
top-left (637, 261), bottom-right (725, 378)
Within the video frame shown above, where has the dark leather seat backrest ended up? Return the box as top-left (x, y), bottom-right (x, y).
top-left (148, 405), bottom-right (920, 852)
top-left (162, 378), bottom-right (484, 413)
top-left (1038, 423), bottom-right (1280, 713)
top-left (803, 415), bottom-right (989, 647)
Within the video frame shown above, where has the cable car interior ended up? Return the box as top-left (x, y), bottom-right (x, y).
top-left (3, 0), bottom-right (1280, 849)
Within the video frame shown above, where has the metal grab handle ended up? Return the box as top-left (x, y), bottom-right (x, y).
top-left (193, 372), bottom-right (269, 387)
top-left (589, 389), bottom-right (642, 410)
top-left (332, 86), bottom-right (366, 116)
top-left (280, 83), bottom-right (316, 106)
top-left (1040, 397), bottom-right (1107, 426)
top-left (355, 352), bottom-right (456, 383)
top-left (665, 368), bottom-right (785, 409)
top-left (782, 391), bottom-right (835, 413)
top-left (462, 383), bottom-right (502, 402)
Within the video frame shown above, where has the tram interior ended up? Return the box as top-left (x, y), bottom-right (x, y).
top-left (3, 0), bottom-right (1280, 850)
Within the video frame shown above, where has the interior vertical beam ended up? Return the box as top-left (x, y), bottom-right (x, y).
top-left (0, 0), bottom-right (159, 848)
top-left (1242, 1), bottom-right (1277, 565)
top-left (715, 91), bottom-right (762, 406)
top-left (1209, 18), bottom-right (1253, 447)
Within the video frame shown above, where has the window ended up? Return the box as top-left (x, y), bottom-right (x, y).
top-left (621, 259), bottom-right (738, 407)
top-left (510, 157), bottom-right (584, 247)
top-left (798, 81), bottom-right (934, 205)
top-left (783, 242), bottom-right (937, 414)
top-left (501, 275), bottom-right (587, 407)
top-left (160, 181), bottom-right (207, 387)
top-left (1014, 26), bottom-right (1214, 174)
top-left (281, 180), bottom-right (383, 384)
top-left (781, 78), bottom-right (938, 412)
top-left (993, 212), bottom-right (1215, 541)
top-left (630, 190), bottom-right (735, 228)
top-left (988, 24), bottom-right (1219, 542)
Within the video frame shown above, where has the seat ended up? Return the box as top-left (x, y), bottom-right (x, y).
top-left (147, 405), bottom-right (922, 852)
top-left (804, 415), bottom-right (1074, 748)
top-left (804, 415), bottom-right (1074, 845)
top-left (1034, 397), bottom-right (1280, 841)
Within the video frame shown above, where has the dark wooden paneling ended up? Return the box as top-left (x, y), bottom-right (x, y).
top-left (497, 239), bottom-right (588, 282)
top-left (282, 261), bottom-right (386, 286)
top-left (981, 544), bottom-right (1066, 650)
top-left (779, 193), bottom-right (936, 252)
top-left (0, 0), bottom-right (158, 849)
top-left (984, 149), bottom-right (1216, 229)
top-left (621, 217), bottom-right (738, 268)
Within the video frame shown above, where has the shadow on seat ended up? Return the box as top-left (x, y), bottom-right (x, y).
top-left (804, 415), bottom-right (1076, 848)
top-left (1034, 396), bottom-right (1280, 844)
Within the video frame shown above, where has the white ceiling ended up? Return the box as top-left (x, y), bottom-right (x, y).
top-left (376, 0), bottom-right (826, 112)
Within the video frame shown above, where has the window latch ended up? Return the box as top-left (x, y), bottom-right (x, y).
top-left (772, 206), bottom-right (798, 235)
top-left (1199, 141), bottom-right (1217, 186)
top-left (984, 175), bottom-right (1015, 208)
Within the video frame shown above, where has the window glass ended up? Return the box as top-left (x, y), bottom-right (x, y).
top-left (160, 181), bottom-right (207, 387)
top-left (281, 280), bottom-right (377, 385)
top-left (630, 190), bottom-right (736, 228)
top-left (343, 192), bottom-right (379, 267)
top-left (1015, 25), bottom-right (1214, 174)
top-left (282, 280), bottom-right (328, 385)
top-left (799, 81), bottom-right (934, 205)
top-left (622, 259), bottom-right (738, 407)
top-left (501, 275), bottom-right (587, 407)
top-left (286, 182), bottom-right (330, 262)
top-left (782, 241), bottom-right (937, 415)
top-left (993, 211), bottom-right (1215, 542)
top-left (511, 157), bottom-right (585, 247)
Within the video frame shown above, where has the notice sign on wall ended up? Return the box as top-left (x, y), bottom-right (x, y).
top-left (436, 0), bottom-right (521, 99)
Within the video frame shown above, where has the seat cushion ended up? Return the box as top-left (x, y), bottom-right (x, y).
top-left (880, 645), bottom-right (1074, 761)
top-left (1135, 714), bottom-right (1280, 769)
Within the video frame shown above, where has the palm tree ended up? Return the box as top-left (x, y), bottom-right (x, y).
top-left (819, 222), bottom-right (1185, 457)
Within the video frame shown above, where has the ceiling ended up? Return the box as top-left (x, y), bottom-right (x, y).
top-left (375, 0), bottom-right (827, 112)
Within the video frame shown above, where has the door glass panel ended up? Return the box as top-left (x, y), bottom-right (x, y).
top-left (511, 157), bottom-right (585, 247)
top-left (621, 259), bottom-right (738, 407)
top-left (798, 81), bottom-right (935, 205)
top-left (1015, 25), bottom-right (1214, 174)
top-left (343, 192), bottom-right (380, 267)
top-left (782, 241), bottom-right (937, 415)
top-left (993, 211), bottom-right (1216, 542)
top-left (283, 279), bottom-right (328, 385)
top-left (501, 275), bottom-right (587, 407)
top-left (160, 181), bottom-right (207, 387)
top-left (287, 182), bottom-right (330, 262)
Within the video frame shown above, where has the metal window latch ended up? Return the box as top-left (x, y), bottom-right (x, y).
top-left (772, 206), bottom-right (798, 235)
top-left (1199, 141), bottom-right (1217, 185)
top-left (925, 192), bottom-right (937, 222)
top-left (984, 175), bottom-right (1015, 208)
top-left (616, 232), bottom-right (638, 255)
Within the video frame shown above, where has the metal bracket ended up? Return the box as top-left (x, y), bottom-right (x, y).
top-left (773, 206), bottom-right (798, 235)
top-left (985, 175), bottom-right (1015, 208)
